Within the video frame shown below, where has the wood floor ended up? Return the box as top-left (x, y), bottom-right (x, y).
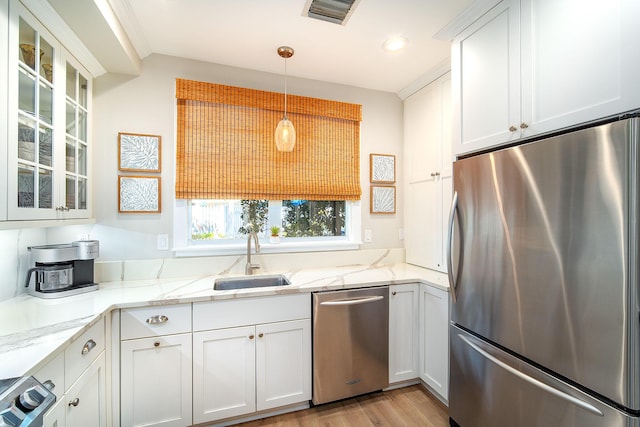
top-left (236, 385), bottom-right (449, 427)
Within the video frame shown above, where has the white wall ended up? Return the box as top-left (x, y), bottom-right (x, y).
top-left (90, 54), bottom-right (405, 261)
top-left (0, 53), bottom-right (406, 301)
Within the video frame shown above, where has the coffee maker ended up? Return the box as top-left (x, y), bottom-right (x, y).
top-left (25, 240), bottom-right (99, 298)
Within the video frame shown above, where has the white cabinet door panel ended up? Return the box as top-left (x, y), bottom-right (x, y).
top-left (193, 326), bottom-right (256, 424)
top-left (256, 319), bottom-right (311, 411)
top-left (65, 352), bottom-right (107, 427)
top-left (120, 334), bottom-right (192, 427)
top-left (420, 285), bottom-right (450, 402)
top-left (453, 1), bottom-right (521, 155)
top-left (521, 0), bottom-right (640, 135)
top-left (389, 284), bottom-right (419, 383)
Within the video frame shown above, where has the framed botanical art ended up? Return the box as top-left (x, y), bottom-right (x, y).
top-left (118, 132), bottom-right (161, 172)
top-left (118, 176), bottom-right (161, 213)
top-left (370, 153), bottom-right (396, 184)
top-left (370, 185), bottom-right (396, 214)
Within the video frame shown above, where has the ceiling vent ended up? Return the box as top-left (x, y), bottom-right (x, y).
top-left (303, 0), bottom-right (361, 25)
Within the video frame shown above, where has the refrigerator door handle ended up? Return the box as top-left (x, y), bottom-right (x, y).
top-left (447, 191), bottom-right (459, 303)
top-left (458, 334), bottom-right (604, 417)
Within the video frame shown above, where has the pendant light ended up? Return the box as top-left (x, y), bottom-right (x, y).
top-left (275, 46), bottom-right (296, 152)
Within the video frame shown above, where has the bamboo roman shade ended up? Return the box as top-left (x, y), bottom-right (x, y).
top-left (175, 78), bottom-right (362, 200)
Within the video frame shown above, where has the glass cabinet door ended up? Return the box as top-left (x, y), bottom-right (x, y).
top-left (65, 63), bottom-right (89, 211)
top-left (16, 17), bottom-right (55, 211)
top-left (7, 1), bottom-right (92, 221)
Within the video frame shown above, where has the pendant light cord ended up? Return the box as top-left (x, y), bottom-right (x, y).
top-left (284, 58), bottom-right (288, 120)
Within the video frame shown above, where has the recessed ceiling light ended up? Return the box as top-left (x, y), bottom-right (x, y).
top-left (382, 36), bottom-right (408, 52)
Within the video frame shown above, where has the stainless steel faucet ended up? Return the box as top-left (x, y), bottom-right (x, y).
top-left (245, 231), bottom-right (261, 275)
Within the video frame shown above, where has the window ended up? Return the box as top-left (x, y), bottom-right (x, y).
top-left (189, 199), bottom-right (347, 243)
top-left (175, 199), bottom-right (360, 255)
top-left (173, 79), bottom-right (363, 254)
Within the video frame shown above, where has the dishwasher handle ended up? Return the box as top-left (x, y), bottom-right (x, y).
top-left (319, 295), bottom-right (384, 306)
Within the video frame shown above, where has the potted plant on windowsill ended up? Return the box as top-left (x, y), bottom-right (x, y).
top-left (270, 226), bottom-right (281, 244)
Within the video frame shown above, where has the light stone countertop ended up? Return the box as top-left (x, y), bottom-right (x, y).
top-left (0, 262), bottom-right (448, 380)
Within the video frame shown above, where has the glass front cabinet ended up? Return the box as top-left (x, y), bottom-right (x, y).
top-left (5, 0), bottom-right (92, 221)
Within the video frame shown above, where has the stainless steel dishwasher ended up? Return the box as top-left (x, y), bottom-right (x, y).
top-left (312, 286), bottom-right (389, 405)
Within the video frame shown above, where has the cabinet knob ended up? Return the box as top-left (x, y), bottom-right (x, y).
top-left (81, 339), bottom-right (97, 355)
top-left (520, 122), bottom-right (529, 129)
top-left (258, 333), bottom-right (264, 338)
top-left (154, 341), bottom-right (160, 347)
top-left (249, 335), bottom-right (254, 340)
top-left (146, 315), bottom-right (169, 324)
top-left (392, 291), bottom-right (397, 296)
top-left (509, 126), bottom-right (518, 132)
top-left (68, 398), bottom-right (80, 407)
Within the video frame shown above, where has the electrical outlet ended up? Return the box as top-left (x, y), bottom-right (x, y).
top-left (364, 229), bottom-right (372, 243)
top-left (157, 234), bottom-right (169, 250)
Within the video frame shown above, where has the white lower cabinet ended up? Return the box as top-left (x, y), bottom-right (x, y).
top-left (119, 304), bottom-right (193, 427)
top-left (43, 396), bottom-right (66, 427)
top-left (120, 334), bottom-right (192, 427)
top-left (65, 352), bottom-right (107, 427)
top-left (388, 283), bottom-right (419, 384)
top-left (256, 319), bottom-right (311, 411)
top-left (193, 319), bottom-right (311, 425)
top-left (192, 295), bottom-right (311, 425)
top-left (193, 326), bottom-right (256, 422)
top-left (40, 317), bottom-right (107, 427)
top-left (419, 284), bottom-right (450, 402)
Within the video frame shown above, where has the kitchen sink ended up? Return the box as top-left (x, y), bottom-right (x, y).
top-left (213, 274), bottom-right (291, 291)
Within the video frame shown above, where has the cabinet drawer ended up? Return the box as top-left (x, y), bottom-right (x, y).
top-left (193, 294), bottom-right (310, 331)
top-left (121, 304), bottom-right (191, 340)
top-left (65, 317), bottom-right (105, 388)
top-left (35, 351), bottom-right (65, 395)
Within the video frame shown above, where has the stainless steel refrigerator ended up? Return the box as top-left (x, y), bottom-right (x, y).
top-left (447, 117), bottom-right (640, 426)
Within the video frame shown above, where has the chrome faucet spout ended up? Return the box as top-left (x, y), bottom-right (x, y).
top-left (245, 232), bottom-right (261, 275)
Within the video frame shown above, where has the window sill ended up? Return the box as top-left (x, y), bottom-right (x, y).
top-left (174, 240), bottom-right (362, 257)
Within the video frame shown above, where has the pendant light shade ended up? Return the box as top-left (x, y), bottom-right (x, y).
top-left (275, 117), bottom-right (296, 151)
top-left (276, 46), bottom-right (295, 152)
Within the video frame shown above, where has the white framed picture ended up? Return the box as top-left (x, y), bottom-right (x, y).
top-left (370, 153), bottom-right (396, 184)
top-left (118, 132), bottom-right (161, 172)
top-left (370, 185), bottom-right (396, 214)
top-left (118, 176), bottom-right (161, 213)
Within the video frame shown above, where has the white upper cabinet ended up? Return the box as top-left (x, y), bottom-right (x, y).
top-left (4, 0), bottom-right (92, 221)
top-left (520, 0), bottom-right (640, 135)
top-left (452, 1), bottom-right (520, 155)
top-left (452, 0), bottom-right (640, 156)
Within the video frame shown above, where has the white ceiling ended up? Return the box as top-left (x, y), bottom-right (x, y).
top-left (105, 0), bottom-right (474, 94)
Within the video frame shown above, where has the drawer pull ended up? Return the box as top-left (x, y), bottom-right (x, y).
top-left (68, 398), bottom-right (80, 407)
top-left (146, 315), bottom-right (169, 325)
top-left (81, 339), bottom-right (97, 355)
top-left (154, 341), bottom-right (160, 347)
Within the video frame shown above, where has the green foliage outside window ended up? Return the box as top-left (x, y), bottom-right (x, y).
top-left (282, 200), bottom-right (345, 237)
top-left (238, 200), bottom-right (268, 235)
